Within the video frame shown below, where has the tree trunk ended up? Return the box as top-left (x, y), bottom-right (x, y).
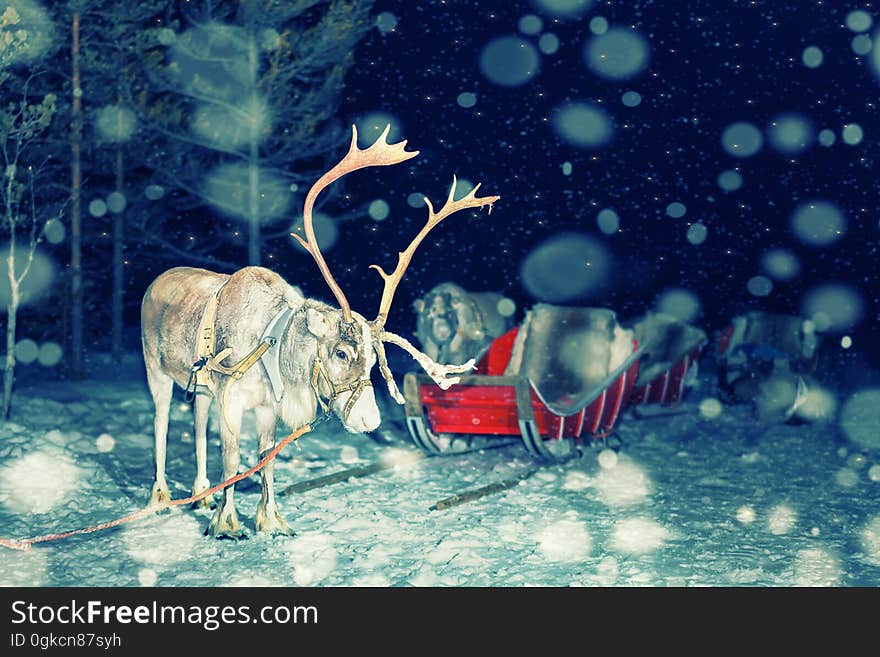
top-left (247, 157), bottom-right (260, 265)
top-left (112, 145), bottom-right (124, 362)
top-left (247, 35), bottom-right (260, 266)
top-left (3, 242), bottom-right (18, 421)
top-left (3, 301), bottom-right (17, 421)
top-left (70, 12), bottom-right (84, 378)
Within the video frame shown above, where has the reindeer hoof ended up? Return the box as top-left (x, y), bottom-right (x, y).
top-left (207, 505), bottom-right (246, 539)
top-left (255, 507), bottom-right (294, 536)
top-left (206, 527), bottom-right (249, 541)
top-left (192, 497), bottom-right (214, 510)
top-left (147, 483), bottom-right (171, 508)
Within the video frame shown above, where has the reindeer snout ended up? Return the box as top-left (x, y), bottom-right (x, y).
top-left (350, 413), bottom-right (381, 433)
top-left (346, 410), bottom-right (381, 433)
top-left (341, 385), bottom-right (381, 433)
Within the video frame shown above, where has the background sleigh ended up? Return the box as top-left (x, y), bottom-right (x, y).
top-left (715, 311), bottom-right (819, 416)
top-left (626, 312), bottom-right (707, 409)
top-left (403, 305), bottom-right (642, 459)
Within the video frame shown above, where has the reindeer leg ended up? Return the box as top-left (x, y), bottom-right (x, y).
top-left (254, 406), bottom-right (292, 535)
top-left (146, 367), bottom-right (173, 508)
top-left (207, 393), bottom-right (246, 539)
top-left (191, 391), bottom-right (212, 508)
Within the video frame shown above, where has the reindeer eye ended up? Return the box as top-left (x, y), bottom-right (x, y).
top-left (335, 349), bottom-right (348, 361)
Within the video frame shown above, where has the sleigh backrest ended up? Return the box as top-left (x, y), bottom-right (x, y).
top-left (474, 326), bottom-right (519, 375)
top-left (629, 312), bottom-right (707, 386)
top-left (503, 304), bottom-right (635, 414)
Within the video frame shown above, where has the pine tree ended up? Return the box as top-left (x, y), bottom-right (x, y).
top-left (132, 0), bottom-right (376, 266)
top-left (76, 0), bottom-right (172, 361)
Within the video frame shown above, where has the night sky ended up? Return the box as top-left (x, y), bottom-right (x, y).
top-left (320, 0), bottom-right (878, 367)
top-left (6, 0), bottom-right (877, 370)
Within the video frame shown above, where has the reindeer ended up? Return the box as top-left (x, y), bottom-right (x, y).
top-left (141, 126), bottom-right (499, 538)
top-left (413, 282), bottom-right (514, 365)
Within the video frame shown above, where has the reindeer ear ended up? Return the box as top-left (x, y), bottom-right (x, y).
top-left (413, 299), bottom-right (425, 314)
top-left (306, 308), bottom-right (330, 338)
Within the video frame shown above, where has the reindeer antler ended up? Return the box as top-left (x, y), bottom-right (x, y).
top-left (368, 176), bottom-right (499, 401)
top-left (294, 126), bottom-right (500, 404)
top-left (370, 176), bottom-right (500, 326)
top-left (292, 124), bottom-right (418, 322)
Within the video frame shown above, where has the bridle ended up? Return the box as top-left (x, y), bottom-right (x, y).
top-left (309, 351), bottom-right (373, 424)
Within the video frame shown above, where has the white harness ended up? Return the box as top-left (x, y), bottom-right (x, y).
top-left (259, 307), bottom-right (295, 403)
top-left (258, 308), bottom-right (372, 421)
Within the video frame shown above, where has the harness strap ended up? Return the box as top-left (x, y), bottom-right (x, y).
top-left (310, 356), bottom-right (372, 421)
top-left (192, 287), bottom-right (372, 427)
top-left (311, 358), bottom-right (332, 413)
top-left (206, 341), bottom-right (273, 380)
top-left (190, 278), bottom-right (271, 390)
top-left (205, 341), bottom-right (273, 434)
top-left (193, 281), bottom-right (229, 388)
top-left (191, 281), bottom-right (277, 432)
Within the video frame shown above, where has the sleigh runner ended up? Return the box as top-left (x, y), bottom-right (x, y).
top-left (404, 304), bottom-right (642, 459)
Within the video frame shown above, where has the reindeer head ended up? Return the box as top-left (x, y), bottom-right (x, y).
top-left (414, 289), bottom-right (461, 346)
top-left (296, 305), bottom-right (380, 433)
top-left (292, 125), bottom-right (499, 426)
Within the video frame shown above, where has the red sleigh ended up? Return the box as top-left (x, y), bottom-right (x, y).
top-left (403, 305), bottom-right (642, 459)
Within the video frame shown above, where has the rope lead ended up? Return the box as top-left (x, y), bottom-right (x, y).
top-left (0, 424), bottom-right (312, 551)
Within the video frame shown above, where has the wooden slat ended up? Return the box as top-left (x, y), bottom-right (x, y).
top-left (514, 377), bottom-right (536, 424)
top-left (403, 372), bottom-right (425, 420)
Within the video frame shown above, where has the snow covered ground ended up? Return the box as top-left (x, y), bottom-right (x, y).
top-left (1, 351), bottom-right (879, 587)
